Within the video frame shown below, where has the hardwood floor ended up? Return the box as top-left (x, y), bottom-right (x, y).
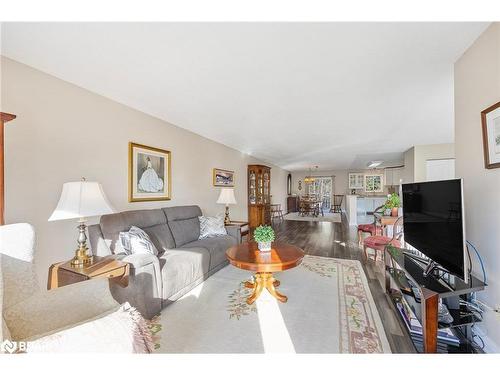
top-left (271, 214), bottom-right (417, 353)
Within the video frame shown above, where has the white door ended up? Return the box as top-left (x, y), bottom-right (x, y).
top-left (426, 159), bottom-right (455, 181)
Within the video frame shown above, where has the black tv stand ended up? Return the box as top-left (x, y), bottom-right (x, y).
top-left (423, 260), bottom-right (439, 277)
top-left (384, 246), bottom-right (486, 353)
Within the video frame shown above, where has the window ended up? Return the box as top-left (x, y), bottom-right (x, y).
top-left (307, 177), bottom-right (333, 209)
top-left (364, 174), bottom-right (383, 193)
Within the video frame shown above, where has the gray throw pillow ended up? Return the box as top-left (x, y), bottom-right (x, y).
top-left (198, 215), bottom-right (227, 239)
top-left (119, 226), bottom-right (158, 255)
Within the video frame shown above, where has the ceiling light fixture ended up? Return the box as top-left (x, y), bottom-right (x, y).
top-left (304, 166), bottom-right (318, 183)
top-left (367, 161), bottom-right (383, 168)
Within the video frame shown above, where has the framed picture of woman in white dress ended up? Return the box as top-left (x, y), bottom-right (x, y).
top-left (129, 142), bottom-right (171, 202)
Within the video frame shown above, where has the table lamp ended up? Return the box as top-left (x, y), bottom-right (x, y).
top-left (217, 188), bottom-right (237, 225)
top-left (49, 178), bottom-right (115, 267)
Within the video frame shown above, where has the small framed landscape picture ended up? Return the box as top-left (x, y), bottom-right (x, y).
top-left (213, 168), bottom-right (235, 187)
top-left (481, 101), bottom-right (500, 169)
top-left (129, 142), bottom-right (171, 202)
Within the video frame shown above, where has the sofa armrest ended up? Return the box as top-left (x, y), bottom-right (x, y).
top-left (225, 225), bottom-right (242, 243)
top-left (4, 278), bottom-right (120, 341)
top-left (111, 253), bottom-right (162, 319)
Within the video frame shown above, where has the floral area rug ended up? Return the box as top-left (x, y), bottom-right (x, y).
top-left (148, 255), bottom-right (391, 353)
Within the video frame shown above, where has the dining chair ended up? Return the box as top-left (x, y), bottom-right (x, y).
top-left (270, 204), bottom-right (284, 221)
top-left (357, 205), bottom-right (384, 245)
top-left (330, 195), bottom-right (344, 213)
top-left (363, 216), bottom-right (404, 262)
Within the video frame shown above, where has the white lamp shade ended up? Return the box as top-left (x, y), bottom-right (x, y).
top-left (48, 181), bottom-right (115, 221)
top-left (217, 188), bottom-right (236, 205)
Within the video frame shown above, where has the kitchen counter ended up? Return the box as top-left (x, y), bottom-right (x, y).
top-left (345, 195), bottom-right (388, 226)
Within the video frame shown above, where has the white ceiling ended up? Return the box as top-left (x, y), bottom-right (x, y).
top-left (0, 22), bottom-right (489, 171)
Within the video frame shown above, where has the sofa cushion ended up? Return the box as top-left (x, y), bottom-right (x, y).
top-left (181, 235), bottom-right (236, 270)
top-left (142, 224), bottom-right (176, 254)
top-left (163, 206), bottom-right (202, 247)
top-left (159, 247), bottom-right (210, 300)
top-left (99, 209), bottom-right (175, 253)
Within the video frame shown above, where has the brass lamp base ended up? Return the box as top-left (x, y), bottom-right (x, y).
top-left (70, 219), bottom-right (93, 268)
top-left (224, 205), bottom-right (231, 225)
top-left (70, 247), bottom-right (93, 268)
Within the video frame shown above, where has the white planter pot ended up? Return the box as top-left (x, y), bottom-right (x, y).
top-left (257, 241), bottom-right (272, 252)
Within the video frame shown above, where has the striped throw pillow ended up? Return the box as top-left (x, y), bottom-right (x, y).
top-left (198, 215), bottom-right (227, 239)
top-left (119, 226), bottom-right (158, 255)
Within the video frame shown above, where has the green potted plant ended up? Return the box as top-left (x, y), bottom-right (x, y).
top-left (253, 225), bottom-right (275, 252)
top-left (384, 193), bottom-right (401, 217)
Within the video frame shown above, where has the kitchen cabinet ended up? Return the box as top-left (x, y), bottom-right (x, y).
top-left (357, 197), bottom-right (387, 214)
top-left (349, 173), bottom-right (364, 189)
top-left (384, 167), bottom-right (403, 186)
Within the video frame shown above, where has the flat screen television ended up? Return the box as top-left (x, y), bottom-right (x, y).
top-left (402, 179), bottom-right (468, 282)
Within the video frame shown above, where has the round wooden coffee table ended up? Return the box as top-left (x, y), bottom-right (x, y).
top-left (226, 242), bottom-right (305, 305)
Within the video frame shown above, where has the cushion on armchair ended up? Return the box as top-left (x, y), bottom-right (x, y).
top-left (4, 278), bottom-right (119, 341)
top-left (24, 303), bottom-right (154, 353)
top-left (0, 258), bottom-right (12, 341)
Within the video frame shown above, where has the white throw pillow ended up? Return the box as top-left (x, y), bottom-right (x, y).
top-left (119, 226), bottom-right (158, 255)
top-left (198, 215), bottom-right (227, 239)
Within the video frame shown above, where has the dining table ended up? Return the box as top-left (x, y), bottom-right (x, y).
top-left (299, 199), bottom-right (323, 217)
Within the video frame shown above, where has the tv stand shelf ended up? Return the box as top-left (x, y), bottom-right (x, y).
top-left (384, 246), bottom-right (486, 353)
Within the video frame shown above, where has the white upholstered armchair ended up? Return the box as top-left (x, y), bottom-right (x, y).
top-left (0, 223), bottom-right (153, 353)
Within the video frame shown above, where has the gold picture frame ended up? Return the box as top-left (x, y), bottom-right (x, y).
top-left (129, 142), bottom-right (171, 202)
top-left (481, 101), bottom-right (500, 169)
top-left (212, 168), bottom-right (235, 187)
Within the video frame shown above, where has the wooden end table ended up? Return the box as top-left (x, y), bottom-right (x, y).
top-left (226, 242), bottom-right (304, 305)
top-left (225, 220), bottom-right (249, 240)
top-left (48, 255), bottom-right (130, 290)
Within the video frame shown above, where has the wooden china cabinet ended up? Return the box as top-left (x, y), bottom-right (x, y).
top-left (248, 164), bottom-right (271, 230)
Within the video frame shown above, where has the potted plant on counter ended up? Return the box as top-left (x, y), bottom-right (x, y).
top-left (384, 193), bottom-right (401, 217)
top-left (253, 225), bottom-right (275, 252)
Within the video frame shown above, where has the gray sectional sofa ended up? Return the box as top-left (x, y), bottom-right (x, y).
top-left (88, 205), bottom-right (240, 319)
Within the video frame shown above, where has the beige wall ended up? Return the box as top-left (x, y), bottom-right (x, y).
top-left (1, 57), bottom-right (289, 284)
top-left (401, 143), bottom-right (455, 183)
top-left (290, 168), bottom-right (388, 211)
top-left (455, 23), bottom-right (500, 352)
top-left (290, 170), bottom-right (348, 196)
top-left (413, 143), bottom-right (455, 182)
top-left (401, 147), bottom-right (415, 183)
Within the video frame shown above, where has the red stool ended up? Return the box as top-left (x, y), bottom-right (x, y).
top-left (357, 205), bottom-right (385, 245)
top-left (363, 216), bottom-right (403, 261)
top-left (357, 223), bottom-right (382, 245)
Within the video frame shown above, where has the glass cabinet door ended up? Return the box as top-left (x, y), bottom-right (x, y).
top-left (249, 171), bottom-right (256, 204)
top-left (263, 171), bottom-right (270, 204)
top-left (257, 170), bottom-right (263, 204)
